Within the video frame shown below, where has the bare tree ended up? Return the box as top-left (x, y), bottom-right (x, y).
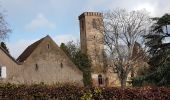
top-left (0, 11), bottom-right (11, 41)
top-left (102, 9), bottom-right (151, 88)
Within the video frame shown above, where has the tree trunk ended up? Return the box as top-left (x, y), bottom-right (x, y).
top-left (121, 78), bottom-right (127, 88)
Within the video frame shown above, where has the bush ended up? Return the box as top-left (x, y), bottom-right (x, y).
top-left (0, 83), bottom-right (169, 100)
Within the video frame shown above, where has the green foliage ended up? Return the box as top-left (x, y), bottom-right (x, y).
top-left (75, 53), bottom-right (92, 86)
top-left (74, 51), bottom-right (92, 86)
top-left (60, 43), bottom-right (71, 58)
top-left (80, 92), bottom-right (93, 100)
top-left (74, 51), bottom-right (91, 70)
top-left (133, 13), bottom-right (170, 87)
top-left (151, 14), bottom-right (170, 33)
top-left (83, 71), bottom-right (92, 86)
top-left (60, 42), bottom-right (92, 86)
top-left (132, 76), bottom-right (145, 87)
top-left (0, 83), bottom-right (169, 100)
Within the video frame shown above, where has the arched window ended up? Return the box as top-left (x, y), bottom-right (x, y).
top-left (98, 74), bottom-right (103, 85)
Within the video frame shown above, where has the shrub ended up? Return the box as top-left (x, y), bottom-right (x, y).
top-left (0, 83), bottom-right (169, 100)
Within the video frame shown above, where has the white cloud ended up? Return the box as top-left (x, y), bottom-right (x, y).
top-left (7, 39), bottom-right (36, 59)
top-left (25, 13), bottom-right (56, 31)
top-left (54, 34), bottom-right (79, 46)
top-left (85, 0), bottom-right (168, 17)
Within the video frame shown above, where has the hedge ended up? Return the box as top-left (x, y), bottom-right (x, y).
top-left (0, 83), bottom-right (169, 100)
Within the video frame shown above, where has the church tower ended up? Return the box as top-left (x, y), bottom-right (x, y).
top-left (79, 12), bottom-right (105, 86)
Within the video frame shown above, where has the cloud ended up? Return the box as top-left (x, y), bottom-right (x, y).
top-left (25, 13), bottom-right (56, 31)
top-left (7, 39), bottom-right (36, 59)
top-left (54, 34), bottom-right (79, 46)
top-left (83, 0), bottom-right (169, 17)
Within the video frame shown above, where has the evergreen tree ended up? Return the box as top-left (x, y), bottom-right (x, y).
top-left (132, 14), bottom-right (170, 86)
top-left (60, 42), bottom-right (92, 86)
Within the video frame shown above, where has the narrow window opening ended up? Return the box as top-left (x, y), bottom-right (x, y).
top-left (60, 63), bottom-right (63, 68)
top-left (47, 44), bottom-right (50, 49)
top-left (0, 67), bottom-right (1, 77)
top-left (35, 64), bottom-right (38, 71)
top-left (92, 19), bottom-right (97, 29)
top-left (98, 74), bottom-right (103, 85)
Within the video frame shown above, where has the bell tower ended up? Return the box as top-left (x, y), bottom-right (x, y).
top-left (79, 12), bottom-right (105, 86)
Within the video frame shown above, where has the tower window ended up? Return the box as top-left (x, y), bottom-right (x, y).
top-left (98, 74), bottom-right (103, 85)
top-left (92, 19), bottom-right (97, 29)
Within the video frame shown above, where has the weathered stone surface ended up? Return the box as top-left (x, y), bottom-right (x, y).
top-left (0, 36), bottom-right (83, 85)
top-left (79, 12), bottom-right (106, 86)
top-left (79, 12), bottom-right (104, 73)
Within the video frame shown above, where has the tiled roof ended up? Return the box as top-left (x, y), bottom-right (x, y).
top-left (0, 46), bottom-right (20, 64)
top-left (17, 37), bottom-right (45, 62)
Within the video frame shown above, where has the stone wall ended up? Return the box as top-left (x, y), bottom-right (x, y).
top-left (79, 12), bottom-right (104, 73)
top-left (0, 36), bottom-right (84, 86)
top-left (0, 47), bottom-right (22, 83)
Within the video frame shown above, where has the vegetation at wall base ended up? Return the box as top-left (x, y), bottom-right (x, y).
top-left (0, 83), bottom-right (170, 100)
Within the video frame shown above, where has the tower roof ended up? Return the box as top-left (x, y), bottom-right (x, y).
top-left (78, 12), bottom-right (103, 20)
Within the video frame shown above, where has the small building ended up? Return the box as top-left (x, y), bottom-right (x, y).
top-left (0, 36), bottom-right (83, 85)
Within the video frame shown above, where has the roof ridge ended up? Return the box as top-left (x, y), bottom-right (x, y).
top-left (17, 37), bottom-right (45, 62)
top-left (0, 46), bottom-right (21, 65)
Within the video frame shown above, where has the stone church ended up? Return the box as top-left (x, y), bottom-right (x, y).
top-left (0, 12), bottom-right (145, 86)
top-left (78, 12), bottom-right (147, 87)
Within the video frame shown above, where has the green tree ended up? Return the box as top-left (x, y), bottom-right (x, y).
top-left (60, 41), bottom-right (92, 86)
top-left (74, 51), bottom-right (92, 86)
top-left (60, 43), bottom-right (71, 59)
top-left (132, 14), bottom-right (170, 86)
